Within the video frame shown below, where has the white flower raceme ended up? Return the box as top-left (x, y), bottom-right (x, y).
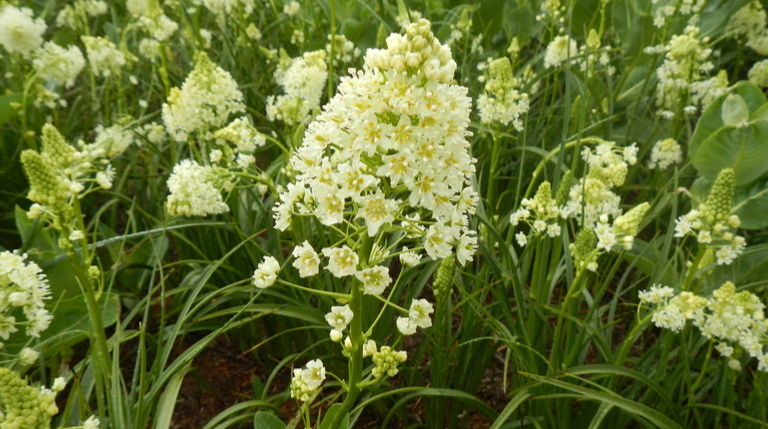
top-left (32, 42), bottom-right (86, 88)
top-left (649, 26), bottom-right (724, 117)
top-left (274, 19), bottom-right (478, 268)
top-left (162, 52), bottom-right (245, 142)
top-left (477, 57), bottom-right (530, 131)
top-left (253, 256), bottom-right (280, 288)
top-left (0, 251), bottom-right (53, 344)
top-left (56, 0), bottom-right (108, 29)
top-left (267, 50), bottom-right (328, 126)
top-left (648, 138), bottom-right (683, 170)
top-left (0, 5), bottom-right (46, 57)
top-left (165, 159), bottom-right (233, 217)
top-left (544, 35), bottom-right (578, 68)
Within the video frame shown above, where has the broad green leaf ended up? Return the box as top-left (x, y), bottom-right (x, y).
top-left (0, 93), bottom-right (22, 126)
top-left (689, 81), bottom-right (766, 159)
top-left (721, 94), bottom-right (749, 127)
top-left (318, 404), bottom-right (349, 429)
top-left (692, 121), bottom-right (768, 185)
top-left (734, 178), bottom-right (768, 229)
top-left (253, 411), bottom-right (285, 429)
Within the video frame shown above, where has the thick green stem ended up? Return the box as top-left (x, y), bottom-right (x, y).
top-left (327, 234), bottom-right (374, 428)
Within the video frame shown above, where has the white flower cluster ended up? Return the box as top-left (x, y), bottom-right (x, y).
top-left (89, 122), bottom-right (137, 158)
top-left (162, 52), bottom-right (245, 142)
top-left (266, 50), bottom-right (328, 126)
top-left (56, 0), bottom-right (108, 30)
top-left (674, 168), bottom-right (745, 265)
top-left (82, 36), bottom-right (130, 78)
top-left (290, 359), bottom-right (326, 402)
top-left (640, 281), bottom-right (768, 371)
top-left (544, 35), bottom-right (578, 69)
top-left (647, 26), bottom-right (725, 118)
top-left (748, 59), bottom-right (768, 88)
top-left (0, 251), bottom-right (52, 347)
top-left (510, 181), bottom-right (563, 247)
top-left (165, 160), bottom-right (233, 217)
top-left (548, 142), bottom-right (649, 271)
top-left (212, 117), bottom-right (266, 167)
top-left (0, 5), bottom-right (46, 57)
top-left (648, 138), bottom-right (683, 170)
top-left (32, 42), bottom-right (86, 88)
top-left (727, 1), bottom-right (768, 56)
top-left (563, 142), bottom-right (638, 229)
top-left (476, 57), bottom-right (530, 131)
top-left (274, 19), bottom-right (478, 265)
top-left (326, 34), bottom-right (358, 67)
top-left (651, 0), bottom-right (706, 28)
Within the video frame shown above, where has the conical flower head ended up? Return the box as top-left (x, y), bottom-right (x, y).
top-left (702, 168), bottom-right (735, 223)
top-left (275, 19), bottom-right (477, 264)
top-left (40, 124), bottom-right (79, 171)
top-left (21, 150), bottom-right (71, 207)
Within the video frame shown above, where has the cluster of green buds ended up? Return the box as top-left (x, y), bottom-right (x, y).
top-left (0, 367), bottom-right (60, 427)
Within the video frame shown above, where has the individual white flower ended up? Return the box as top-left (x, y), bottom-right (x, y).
top-left (408, 299), bottom-right (434, 328)
top-left (0, 6), bottom-right (46, 57)
top-left (355, 266), bottom-right (391, 295)
top-left (362, 339), bottom-right (378, 357)
top-left (325, 305), bottom-right (354, 330)
top-left (399, 247), bottom-right (422, 267)
top-left (253, 256), bottom-right (280, 288)
top-left (83, 416), bottom-right (100, 429)
top-left (19, 347), bottom-right (40, 365)
top-left (52, 377), bottom-right (67, 392)
top-left (292, 241), bottom-right (320, 277)
top-left (322, 246), bottom-right (359, 277)
top-left (396, 316), bottom-right (417, 336)
top-left (283, 0), bottom-right (300, 16)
